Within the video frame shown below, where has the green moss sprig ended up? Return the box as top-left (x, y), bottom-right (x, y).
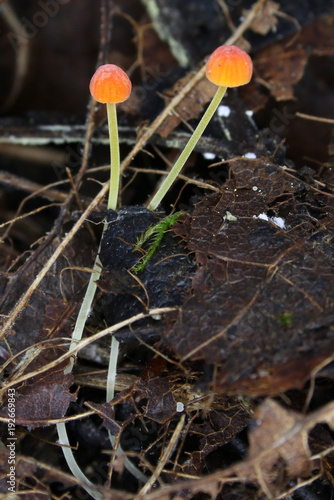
top-left (134, 211), bottom-right (184, 272)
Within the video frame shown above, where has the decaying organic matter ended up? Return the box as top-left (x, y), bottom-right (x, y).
top-left (0, 1), bottom-right (334, 499)
top-left (98, 207), bottom-right (196, 339)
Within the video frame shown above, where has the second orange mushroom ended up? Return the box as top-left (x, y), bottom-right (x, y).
top-left (148, 45), bottom-right (253, 210)
top-left (90, 64), bottom-right (132, 210)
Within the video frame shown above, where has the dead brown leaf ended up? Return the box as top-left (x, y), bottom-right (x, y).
top-left (248, 399), bottom-right (312, 496)
top-left (139, 398), bottom-right (334, 500)
top-left (0, 232), bottom-right (93, 425)
top-left (0, 371), bottom-right (77, 428)
top-left (163, 158), bottom-right (334, 396)
top-left (178, 394), bottom-right (251, 475)
top-left (245, 0), bottom-right (280, 35)
top-left (253, 13), bottom-right (334, 101)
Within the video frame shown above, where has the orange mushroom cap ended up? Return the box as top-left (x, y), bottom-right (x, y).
top-left (89, 64), bottom-right (132, 104)
top-left (206, 45), bottom-right (253, 88)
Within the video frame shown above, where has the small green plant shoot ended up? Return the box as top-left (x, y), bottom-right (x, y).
top-left (134, 211), bottom-right (184, 272)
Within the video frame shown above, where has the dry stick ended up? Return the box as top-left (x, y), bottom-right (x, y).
top-left (74, 97), bottom-right (97, 191)
top-left (217, 0), bottom-right (237, 32)
top-left (135, 414), bottom-right (186, 499)
top-left (0, 411), bottom-right (95, 426)
top-left (119, 0), bottom-right (268, 179)
top-left (66, 167), bottom-right (96, 242)
top-left (0, 203), bottom-right (61, 230)
top-left (0, 185), bottom-right (108, 343)
top-left (0, 171), bottom-right (68, 203)
top-left (0, 143), bottom-right (67, 164)
top-left (0, 0), bottom-right (266, 340)
top-left (128, 166), bottom-right (219, 192)
top-left (295, 112), bottom-right (334, 124)
top-left (0, 307), bottom-right (176, 394)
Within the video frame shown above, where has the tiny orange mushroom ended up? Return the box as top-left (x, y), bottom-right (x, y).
top-left (89, 64), bottom-right (132, 210)
top-left (148, 45), bottom-right (253, 210)
top-left (206, 45), bottom-right (253, 88)
top-left (89, 64), bottom-right (132, 104)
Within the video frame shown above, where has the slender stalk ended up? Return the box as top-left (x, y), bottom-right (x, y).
top-left (148, 85), bottom-right (227, 210)
top-left (106, 336), bottom-right (119, 402)
top-left (64, 251), bottom-right (103, 376)
top-left (107, 336), bottom-right (147, 482)
top-left (58, 235), bottom-right (106, 500)
top-left (106, 102), bottom-right (120, 210)
top-left (57, 421), bottom-right (103, 500)
top-left (58, 221), bottom-right (147, 485)
top-left (104, 107), bottom-right (147, 482)
top-left (58, 97), bottom-right (148, 490)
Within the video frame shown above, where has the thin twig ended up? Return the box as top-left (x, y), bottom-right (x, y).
top-left (0, 186), bottom-right (107, 342)
top-left (216, 0), bottom-right (237, 33)
top-left (296, 112), bottom-right (334, 124)
top-left (0, 170), bottom-right (68, 203)
top-left (119, 0), bottom-right (268, 178)
top-left (135, 414), bottom-right (186, 498)
top-left (0, 307), bottom-right (176, 393)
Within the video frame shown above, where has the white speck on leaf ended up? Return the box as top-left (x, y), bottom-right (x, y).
top-left (244, 152), bottom-right (257, 159)
top-left (253, 213), bottom-right (269, 221)
top-left (271, 216), bottom-right (286, 229)
top-left (218, 105), bottom-right (231, 117)
top-left (253, 213), bottom-right (286, 229)
top-left (176, 402), bottom-right (184, 412)
top-left (203, 152), bottom-right (216, 160)
top-left (225, 211), bottom-right (237, 221)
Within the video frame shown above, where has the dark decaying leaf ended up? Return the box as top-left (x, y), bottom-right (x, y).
top-left (86, 402), bottom-right (122, 436)
top-left (0, 231), bottom-right (92, 425)
top-left (243, 397), bottom-right (334, 497)
top-left (105, 358), bottom-right (178, 426)
top-left (177, 394), bottom-right (251, 475)
top-left (163, 158), bottom-right (334, 396)
top-left (0, 299), bottom-right (78, 427)
top-left (135, 398), bottom-right (334, 500)
top-left (246, 0), bottom-right (280, 36)
top-left (0, 371), bottom-right (77, 429)
top-left (93, 359), bottom-right (250, 476)
top-left (252, 13), bottom-right (334, 101)
top-left (0, 232), bottom-right (93, 356)
top-left (99, 206), bottom-right (196, 341)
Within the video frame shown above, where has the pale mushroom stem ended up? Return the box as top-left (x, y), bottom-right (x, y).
top-left (106, 101), bottom-right (120, 210)
top-left (148, 84), bottom-right (227, 211)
